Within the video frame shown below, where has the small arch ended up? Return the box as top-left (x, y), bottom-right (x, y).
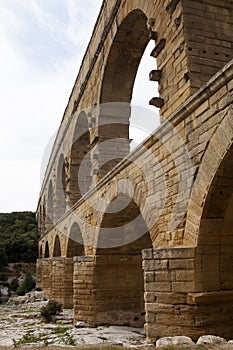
top-left (55, 154), bottom-right (66, 220)
top-left (68, 112), bottom-right (91, 207)
top-left (44, 241), bottom-right (49, 258)
top-left (66, 222), bottom-right (84, 258)
top-left (53, 235), bottom-right (61, 257)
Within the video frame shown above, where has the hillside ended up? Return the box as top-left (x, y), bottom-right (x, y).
top-left (0, 212), bottom-right (39, 301)
top-left (0, 211), bottom-right (38, 266)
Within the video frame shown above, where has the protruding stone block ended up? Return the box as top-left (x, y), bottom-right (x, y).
top-left (150, 39), bottom-right (166, 58)
top-left (149, 30), bottom-right (158, 41)
top-left (166, 0), bottom-right (180, 14)
top-left (149, 97), bottom-right (164, 108)
top-left (149, 70), bottom-right (162, 81)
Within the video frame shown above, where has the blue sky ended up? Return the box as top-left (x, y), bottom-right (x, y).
top-left (0, 0), bottom-right (158, 212)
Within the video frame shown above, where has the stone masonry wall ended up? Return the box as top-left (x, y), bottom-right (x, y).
top-left (143, 247), bottom-right (233, 342)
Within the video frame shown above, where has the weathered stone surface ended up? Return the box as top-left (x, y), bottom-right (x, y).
top-left (156, 336), bottom-right (194, 347)
top-left (36, 0), bottom-right (233, 344)
top-left (197, 335), bottom-right (227, 345)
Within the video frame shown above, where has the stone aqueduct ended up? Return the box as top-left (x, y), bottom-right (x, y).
top-left (37, 0), bottom-right (233, 342)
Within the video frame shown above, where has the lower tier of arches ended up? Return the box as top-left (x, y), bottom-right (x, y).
top-left (37, 246), bottom-right (233, 342)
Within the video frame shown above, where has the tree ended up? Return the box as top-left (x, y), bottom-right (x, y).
top-left (0, 212), bottom-right (39, 264)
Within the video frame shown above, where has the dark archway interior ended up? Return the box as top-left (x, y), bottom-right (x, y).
top-left (47, 180), bottom-right (54, 228)
top-left (69, 112), bottom-right (91, 207)
top-left (67, 222), bottom-right (85, 257)
top-left (55, 155), bottom-right (66, 220)
top-left (95, 193), bottom-right (152, 327)
top-left (53, 235), bottom-right (61, 257)
top-left (44, 241), bottom-right (49, 258)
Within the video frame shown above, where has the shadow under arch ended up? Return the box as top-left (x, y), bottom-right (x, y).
top-left (94, 193), bottom-right (153, 327)
top-left (55, 154), bottom-right (66, 221)
top-left (68, 111), bottom-right (91, 207)
top-left (66, 222), bottom-right (85, 258)
top-left (53, 235), bottom-right (61, 257)
top-left (44, 241), bottom-right (49, 258)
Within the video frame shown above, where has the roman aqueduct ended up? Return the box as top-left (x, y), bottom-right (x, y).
top-left (37, 0), bottom-right (233, 342)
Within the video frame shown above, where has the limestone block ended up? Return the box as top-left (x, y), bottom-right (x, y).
top-left (156, 336), bottom-right (194, 347)
top-left (197, 335), bottom-right (227, 345)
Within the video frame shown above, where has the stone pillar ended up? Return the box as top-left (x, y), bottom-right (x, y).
top-left (73, 256), bottom-right (96, 325)
top-left (73, 255), bottom-right (145, 327)
top-left (36, 259), bottom-right (42, 290)
top-left (142, 247), bottom-right (196, 342)
top-left (41, 258), bottom-right (52, 300)
top-left (94, 255), bottom-right (145, 327)
top-left (51, 257), bottom-right (74, 308)
top-left (143, 247), bottom-right (233, 342)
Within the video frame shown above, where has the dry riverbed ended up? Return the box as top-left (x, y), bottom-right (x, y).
top-left (1, 299), bottom-right (233, 350)
top-left (0, 300), bottom-right (146, 348)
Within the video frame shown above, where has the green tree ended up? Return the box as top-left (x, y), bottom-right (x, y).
top-left (0, 212), bottom-right (39, 264)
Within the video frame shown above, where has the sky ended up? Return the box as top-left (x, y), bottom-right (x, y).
top-left (0, 0), bottom-right (159, 213)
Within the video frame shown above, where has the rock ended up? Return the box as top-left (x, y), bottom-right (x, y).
top-left (156, 336), bottom-right (194, 347)
top-left (7, 291), bottom-right (44, 305)
top-left (75, 321), bottom-right (93, 328)
top-left (197, 335), bottom-right (227, 345)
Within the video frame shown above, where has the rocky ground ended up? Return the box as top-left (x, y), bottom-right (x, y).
top-left (1, 293), bottom-right (233, 349)
top-left (0, 295), bottom-right (146, 348)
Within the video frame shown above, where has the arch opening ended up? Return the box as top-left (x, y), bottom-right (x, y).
top-left (53, 235), bottom-right (61, 257)
top-left (44, 241), bottom-right (49, 258)
top-left (55, 154), bottom-right (66, 221)
top-left (95, 193), bottom-right (153, 327)
top-left (196, 145), bottom-right (233, 292)
top-left (97, 9), bottom-right (157, 179)
top-left (68, 112), bottom-right (91, 207)
top-left (47, 180), bottom-right (54, 229)
top-left (66, 222), bottom-right (84, 258)
top-left (100, 9), bottom-right (150, 105)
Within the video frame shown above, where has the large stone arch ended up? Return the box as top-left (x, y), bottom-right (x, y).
top-left (53, 235), bottom-right (61, 257)
top-left (94, 8), bottom-right (150, 181)
top-left (55, 154), bottom-right (67, 221)
top-left (185, 107), bottom-right (233, 245)
top-left (66, 222), bottom-right (84, 258)
top-left (100, 9), bottom-right (149, 105)
top-left (93, 192), bottom-right (153, 327)
top-left (67, 111), bottom-right (91, 207)
top-left (194, 141), bottom-right (233, 292)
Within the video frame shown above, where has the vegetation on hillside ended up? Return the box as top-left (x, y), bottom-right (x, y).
top-left (0, 212), bottom-right (38, 267)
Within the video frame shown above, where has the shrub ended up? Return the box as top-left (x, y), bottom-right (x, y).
top-left (40, 300), bottom-right (62, 322)
top-left (16, 274), bottom-right (35, 296)
top-left (9, 277), bottom-right (19, 292)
